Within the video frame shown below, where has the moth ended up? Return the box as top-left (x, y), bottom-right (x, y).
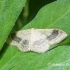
top-left (7, 28), bottom-right (67, 53)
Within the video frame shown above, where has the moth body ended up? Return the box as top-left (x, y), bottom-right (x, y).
top-left (7, 28), bottom-right (67, 53)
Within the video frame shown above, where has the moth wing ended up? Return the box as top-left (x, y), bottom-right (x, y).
top-left (7, 29), bottom-right (31, 52)
top-left (36, 29), bottom-right (67, 45)
top-left (31, 40), bottom-right (50, 53)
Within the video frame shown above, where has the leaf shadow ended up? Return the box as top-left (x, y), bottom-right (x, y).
top-left (0, 43), bottom-right (9, 59)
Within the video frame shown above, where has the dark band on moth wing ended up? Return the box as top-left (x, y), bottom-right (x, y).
top-left (21, 40), bottom-right (29, 47)
top-left (11, 33), bottom-right (21, 43)
top-left (23, 40), bottom-right (29, 45)
top-left (46, 29), bottom-right (59, 41)
top-left (33, 39), bottom-right (45, 46)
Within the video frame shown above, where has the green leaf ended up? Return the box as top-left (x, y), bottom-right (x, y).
top-left (0, 0), bottom-right (70, 70)
top-left (0, 0), bottom-right (26, 50)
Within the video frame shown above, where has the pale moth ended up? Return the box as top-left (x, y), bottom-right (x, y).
top-left (7, 28), bottom-right (67, 53)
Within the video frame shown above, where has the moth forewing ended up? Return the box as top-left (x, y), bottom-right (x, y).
top-left (7, 29), bottom-right (31, 52)
top-left (36, 29), bottom-right (67, 45)
top-left (46, 29), bottom-right (67, 45)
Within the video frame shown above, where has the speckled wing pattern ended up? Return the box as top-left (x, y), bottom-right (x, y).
top-left (7, 28), bottom-right (67, 53)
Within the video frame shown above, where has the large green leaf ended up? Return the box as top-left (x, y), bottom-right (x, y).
top-left (0, 0), bottom-right (26, 50)
top-left (0, 0), bottom-right (70, 70)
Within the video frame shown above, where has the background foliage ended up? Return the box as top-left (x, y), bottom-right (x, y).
top-left (0, 0), bottom-right (70, 70)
